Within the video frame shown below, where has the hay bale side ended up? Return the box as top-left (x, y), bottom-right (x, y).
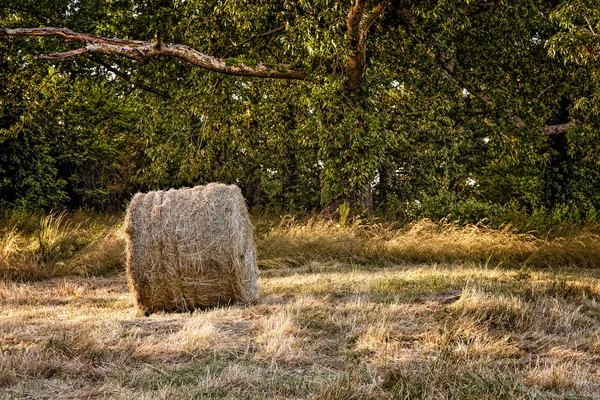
top-left (124, 183), bottom-right (259, 313)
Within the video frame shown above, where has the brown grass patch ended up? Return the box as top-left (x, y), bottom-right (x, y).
top-left (1, 264), bottom-right (600, 398)
top-left (257, 217), bottom-right (600, 270)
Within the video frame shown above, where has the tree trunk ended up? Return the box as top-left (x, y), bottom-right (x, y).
top-left (246, 169), bottom-right (262, 209)
top-left (319, 0), bottom-right (387, 216)
top-left (543, 132), bottom-right (572, 209)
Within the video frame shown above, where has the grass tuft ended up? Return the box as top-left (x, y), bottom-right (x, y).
top-left (449, 286), bottom-right (532, 331)
top-left (0, 211), bottom-right (124, 281)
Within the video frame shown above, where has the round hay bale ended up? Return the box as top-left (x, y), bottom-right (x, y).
top-left (124, 183), bottom-right (259, 314)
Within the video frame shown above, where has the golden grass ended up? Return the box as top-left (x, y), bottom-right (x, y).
top-left (1, 212), bottom-right (600, 397)
top-left (1, 264), bottom-right (600, 398)
top-left (0, 211), bottom-right (124, 280)
top-left (2, 212), bottom-right (600, 282)
top-left (258, 217), bottom-right (600, 269)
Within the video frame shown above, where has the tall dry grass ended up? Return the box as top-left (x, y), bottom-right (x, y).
top-left (0, 211), bottom-right (125, 280)
top-left (2, 211), bottom-right (599, 282)
top-left (257, 217), bottom-right (600, 269)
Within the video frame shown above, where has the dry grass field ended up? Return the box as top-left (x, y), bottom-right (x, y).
top-left (1, 212), bottom-right (600, 399)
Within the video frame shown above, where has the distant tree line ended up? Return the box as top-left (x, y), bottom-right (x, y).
top-left (1, 0), bottom-right (599, 224)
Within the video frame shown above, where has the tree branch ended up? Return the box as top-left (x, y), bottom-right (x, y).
top-left (346, 1), bottom-right (388, 90)
top-left (396, 9), bottom-right (494, 107)
top-left (428, 40), bottom-right (493, 108)
top-left (346, 0), bottom-right (368, 90)
top-left (0, 27), bottom-right (147, 46)
top-left (542, 121), bottom-right (578, 135)
top-left (395, 6), bottom-right (584, 134)
top-left (0, 27), bottom-right (306, 80)
top-left (361, 1), bottom-right (389, 32)
top-left (347, 0), bottom-right (368, 36)
top-left (433, 37), bottom-right (579, 133)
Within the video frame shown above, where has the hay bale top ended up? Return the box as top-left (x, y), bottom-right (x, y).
top-left (125, 183), bottom-right (259, 313)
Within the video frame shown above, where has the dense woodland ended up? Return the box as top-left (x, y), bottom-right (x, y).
top-left (1, 0), bottom-right (600, 225)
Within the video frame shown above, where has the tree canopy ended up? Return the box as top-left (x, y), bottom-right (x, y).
top-left (1, 0), bottom-right (599, 222)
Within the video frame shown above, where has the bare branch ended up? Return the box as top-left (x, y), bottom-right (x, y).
top-left (0, 27), bottom-right (147, 46)
top-left (542, 121), bottom-right (578, 135)
top-left (0, 27), bottom-right (306, 80)
top-left (43, 47), bottom-right (90, 60)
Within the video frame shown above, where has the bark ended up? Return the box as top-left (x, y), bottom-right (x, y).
top-left (363, 182), bottom-right (373, 213)
top-left (0, 27), bottom-right (306, 80)
top-left (346, 1), bottom-right (388, 90)
top-left (542, 121), bottom-right (578, 135)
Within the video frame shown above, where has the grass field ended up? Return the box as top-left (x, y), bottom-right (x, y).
top-left (1, 212), bottom-right (600, 399)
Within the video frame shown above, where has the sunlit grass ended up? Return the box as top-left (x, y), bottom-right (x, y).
top-left (1, 265), bottom-right (600, 398)
top-left (2, 212), bottom-right (600, 281)
top-left (258, 216), bottom-right (600, 270)
top-left (1, 211), bottom-right (600, 397)
top-left (0, 211), bottom-right (124, 280)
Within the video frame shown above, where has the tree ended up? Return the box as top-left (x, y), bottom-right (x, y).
top-left (1, 0), bottom-right (599, 217)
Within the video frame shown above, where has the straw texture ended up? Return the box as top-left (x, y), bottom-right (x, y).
top-left (124, 183), bottom-right (259, 314)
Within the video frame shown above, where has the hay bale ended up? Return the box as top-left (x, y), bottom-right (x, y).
top-left (124, 183), bottom-right (259, 314)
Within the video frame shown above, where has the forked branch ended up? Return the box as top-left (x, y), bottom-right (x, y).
top-left (346, 0), bottom-right (388, 90)
top-left (0, 27), bottom-right (306, 80)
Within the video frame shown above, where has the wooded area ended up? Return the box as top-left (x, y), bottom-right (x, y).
top-left (1, 0), bottom-right (599, 225)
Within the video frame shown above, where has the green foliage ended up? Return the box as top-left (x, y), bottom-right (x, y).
top-left (1, 0), bottom-right (600, 226)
